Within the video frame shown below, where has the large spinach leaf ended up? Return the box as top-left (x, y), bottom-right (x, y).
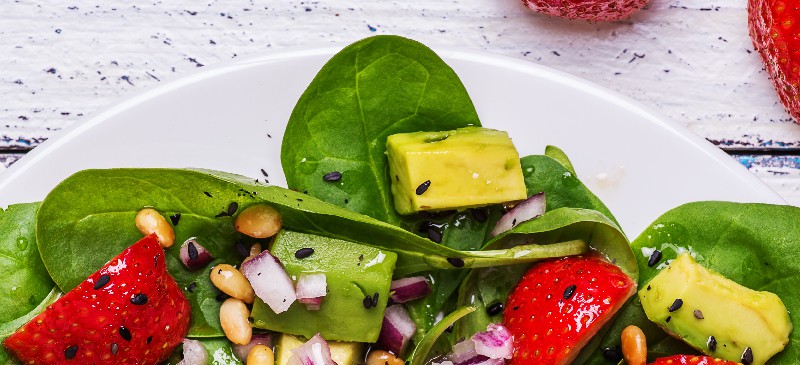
top-left (36, 168), bottom-right (592, 335)
top-left (582, 202), bottom-right (800, 365)
top-left (281, 35), bottom-right (480, 226)
top-left (0, 203), bottom-right (54, 323)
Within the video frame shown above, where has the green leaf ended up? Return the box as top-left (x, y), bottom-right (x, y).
top-left (581, 202), bottom-right (800, 365)
top-left (0, 203), bottom-right (54, 324)
top-left (280, 35), bottom-right (480, 226)
top-left (0, 288), bottom-right (61, 364)
top-left (544, 145), bottom-right (576, 175)
top-left (409, 306), bottom-right (476, 365)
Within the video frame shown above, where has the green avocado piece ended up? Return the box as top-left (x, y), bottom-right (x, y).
top-left (639, 253), bottom-right (792, 365)
top-left (251, 230), bottom-right (397, 342)
top-left (274, 333), bottom-right (364, 365)
top-left (386, 127), bottom-right (527, 215)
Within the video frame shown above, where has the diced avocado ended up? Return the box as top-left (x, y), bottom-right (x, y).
top-left (274, 333), bottom-right (364, 365)
top-left (639, 253), bottom-right (792, 365)
top-left (386, 127), bottom-right (527, 215)
top-left (251, 230), bottom-right (397, 342)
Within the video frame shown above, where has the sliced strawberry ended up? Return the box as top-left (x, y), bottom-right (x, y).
top-left (3, 234), bottom-right (190, 364)
top-left (648, 355), bottom-right (741, 365)
top-left (749, 0), bottom-right (800, 120)
top-left (521, 0), bottom-right (650, 21)
top-left (503, 255), bottom-right (635, 365)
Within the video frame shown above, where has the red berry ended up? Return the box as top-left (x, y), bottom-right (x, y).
top-left (749, 0), bottom-right (800, 120)
top-left (521, 0), bottom-right (650, 21)
top-left (648, 355), bottom-right (741, 365)
top-left (3, 234), bottom-right (190, 365)
top-left (503, 255), bottom-right (635, 365)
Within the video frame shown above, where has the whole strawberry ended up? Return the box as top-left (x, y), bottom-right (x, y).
top-left (749, 0), bottom-right (800, 120)
top-left (649, 355), bottom-right (741, 365)
top-left (3, 234), bottom-right (190, 364)
top-left (503, 255), bottom-right (635, 365)
top-left (521, 0), bottom-right (650, 21)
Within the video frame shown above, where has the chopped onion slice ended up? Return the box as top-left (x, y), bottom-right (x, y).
top-left (288, 334), bottom-right (336, 365)
top-left (472, 324), bottom-right (513, 359)
top-left (298, 296), bottom-right (323, 311)
top-left (377, 305), bottom-right (417, 355)
top-left (390, 276), bottom-right (431, 303)
top-left (296, 273), bottom-right (327, 311)
top-left (232, 333), bottom-right (272, 361)
top-left (242, 249), bottom-right (297, 313)
top-left (177, 339), bottom-right (208, 365)
top-left (491, 192), bottom-right (546, 236)
top-left (179, 238), bottom-right (214, 270)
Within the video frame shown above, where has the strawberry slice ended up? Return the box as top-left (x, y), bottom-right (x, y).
top-left (3, 234), bottom-right (190, 364)
top-left (749, 0), bottom-right (800, 120)
top-left (521, 0), bottom-right (650, 21)
top-left (503, 255), bottom-right (635, 365)
top-left (648, 355), bottom-right (741, 365)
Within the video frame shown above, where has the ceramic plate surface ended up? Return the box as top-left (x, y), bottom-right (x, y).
top-left (0, 47), bottom-right (784, 237)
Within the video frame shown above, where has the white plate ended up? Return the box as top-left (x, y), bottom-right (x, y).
top-left (0, 46), bottom-right (784, 237)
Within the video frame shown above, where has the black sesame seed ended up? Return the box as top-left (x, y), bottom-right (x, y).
top-left (742, 347), bottom-right (754, 365)
top-left (647, 250), bottom-right (663, 267)
top-left (601, 347), bottom-right (622, 361)
top-left (647, 285), bottom-right (651, 291)
top-left (427, 227), bottom-right (443, 243)
top-left (295, 248), bottom-right (315, 259)
top-left (186, 282), bottom-right (197, 293)
top-left (119, 326), bottom-right (132, 341)
top-left (130, 293), bottom-right (148, 305)
top-left (668, 299), bottom-right (683, 312)
top-left (470, 208), bottom-right (488, 223)
top-left (694, 310), bottom-right (704, 319)
top-left (146, 336), bottom-right (153, 345)
top-left (64, 345), bottom-right (78, 359)
top-left (373, 292), bottom-right (379, 305)
top-left (187, 241), bottom-right (199, 260)
top-left (323, 171), bottom-right (342, 182)
top-left (204, 191), bottom-right (212, 198)
top-left (415, 180), bottom-right (431, 195)
top-left (446, 257), bottom-right (465, 268)
top-left (227, 202), bottom-right (239, 216)
top-left (707, 336), bottom-right (717, 351)
top-left (362, 295), bottom-right (374, 309)
top-left (563, 285), bottom-right (578, 300)
top-left (110, 343), bottom-right (119, 355)
top-left (666, 316), bottom-right (671, 323)
top-left (261, 169), bottom-right (269, 177)
top-left (215, 211), bottom-right (227, 218)
top-left (94, 274), bottom-right (111, 290)
top-left (486, 302), bottom-right (504, 316)
top-left (169, 213), bottom-right (181, 226)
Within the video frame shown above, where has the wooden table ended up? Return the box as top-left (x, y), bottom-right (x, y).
top-left (3, 0), bottom-right (799, 204)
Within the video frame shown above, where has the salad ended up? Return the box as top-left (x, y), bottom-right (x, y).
top-left (0, 35), bottom-right (797, 365)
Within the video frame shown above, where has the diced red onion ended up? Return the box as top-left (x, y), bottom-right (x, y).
top-left (471, 324), bottom-right (513, 359)
top-left (177, 339), bottom-right (207, 365)
top-left (491, 192), bottom-right (546, 236)
top-left (288, 334), bottom-right (337, 365)
top-left (390, 276), bottom-right (431, 303)
top-left (296, 274), bottom-right (327, 311)
top-left (179, 238), bottom-right (214, 270)
top-left (242, 249), bottom-right (297, 313)
top-left (298, 296), bottom-right (323, 311)
top-left (450, 339), bottom-right (503, 365)
top-left (377, 305), bottom-right (417, 355)
top-left (232, 333), bottom-right (272, 361)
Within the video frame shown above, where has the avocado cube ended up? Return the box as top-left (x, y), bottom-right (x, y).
top-left (274, 333), bottom-right (364, 365)
top-left (387, 127), bottom-right (527, 215)
top-left (250, 230), bottom-right (397, 342)
top-left (639, 253), bottom-right (792, 365)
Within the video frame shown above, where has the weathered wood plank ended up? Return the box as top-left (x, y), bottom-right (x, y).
top-left (1, 0), bottom-right (798, 151)
top-left (734, 155), bottom-right (800, 206)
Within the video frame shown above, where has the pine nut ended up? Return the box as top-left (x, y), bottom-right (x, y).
top-left (246, 345), bottom-right (275, 365)
top-left (240, 243), bottom-right (263, 274)
top-left (135, 208), bottom-right (175, 248)
top-left (366, 350), bottom-right (404, 365)
top-left (220, 298), bottom-right (252, 345)
top-left (621, 325), bottom-right (647, 365)
top-left (235, 204), bottom-right (282, 238)
top-left (210, 264), bottom-right (255, 303)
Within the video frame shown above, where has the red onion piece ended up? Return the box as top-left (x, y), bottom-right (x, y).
top-left (389, 276), bottom-right (431, 303)
top-left (298, 296), bottom-right (323, 311)
top-left (177, 339), bottom-right (208, 365)
top-left (179, 238), bottom-right (215, 270)
top-left (377, 305), bottom-right (417, 355)
top-left (471, 324), bottom-right (513, 359)
top-left (288, 334), bottom-right (337, 365)
top-left (242, 249), bottom-right (297, 313)
top-left (490, 192), bottom-right (546, 236)
top-left (232, 333), bottom-right (272, 361)
top-left (449, 339), bottom-right (503, 365)
top-left (296, 273), bottom-right (327, 311)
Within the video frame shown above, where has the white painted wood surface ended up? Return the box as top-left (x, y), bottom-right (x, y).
top-left (2, 0), bottom-right (800, 203)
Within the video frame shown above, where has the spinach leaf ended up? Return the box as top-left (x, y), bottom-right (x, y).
top-left (582, 202), bottom-right (800, 365)
top-left (0, 288), bottom-right (61, 364)
top-left (281, 35), bottom-right (480, 226)
top-left (0, 203), bottom-right (54, 324)
top-left (37, 168), bottom-right (591, 335)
